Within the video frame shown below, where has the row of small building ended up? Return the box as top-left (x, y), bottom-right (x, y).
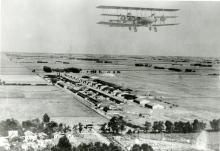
top-left (56, 74), bottom-right (126, 108)
top-left (80, 70), bottom-right (121, 74)
top-left (55, 73), bottom-right (165, 110)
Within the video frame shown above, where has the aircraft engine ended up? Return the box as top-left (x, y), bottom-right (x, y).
top-left (160, 15), bottom-right (166, 22)
top-left (126, 12), bottom-right (132, 21)
top-left (120, 15), bottom-right (126, 23)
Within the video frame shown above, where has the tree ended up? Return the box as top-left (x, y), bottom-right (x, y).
top-left (78, 123), bottom-right (83, 133)
top-left (118, 116), bottom-right (125, 133)
top-left (100, 123), bottom-right (107, 133)
top-left (52, 135), bottom-right (71, 151)
top-left (22, 118), bottom-right (43, 132)
top-left (63, 125), bottom-right (71, 133)
top-left (0, 119), bottom-right (23, 136)
top-left (192, 119), bottom-right (199, 132)
top-left (182, 122), bottom-right (192, 133)
top-left (192, 119), bottom-right (206, 132)
top-left (210, 119), bottom-right (220, 131)
top-left (108, 143), bottom-right (121, 151)
top-left (44, 121), bottom-right (58, 135)
top-left (94, 142), bottom-right (102, 150)
top-left (131, 144), bottom-right (141, 151)
top-left (43, 113), bottom-right (50, 123)
top-left (103, 106), bottom-right (109, 113)
top-left (43, 66), bottom-right (52, 73)
top-left (144, 121), bottom-right (151, 132)
top-left (53, 142), bottom-right (125, 151)
top-left (77, 143), bottom-right (88, 151)
top-left (127, 129), bottom-right (132, 135)
top-left (108, 117), bottom-right (118, 134)
top-left (58, 123), bottom-right (63, 132)
top-left (108, 116), bottom-right (125, 134)
top-left (51, 78), bottom-right (57, 85)
top-left (165, 120), bottom-right (173, 133)
top-left (58, 135), bottom-right (71, 149)
top-left (174, 121), bottom-right (185, 133)
top-left (152, 121), bottom-right (164, 133)
top-left (141, 144), bottom-right (154, 151)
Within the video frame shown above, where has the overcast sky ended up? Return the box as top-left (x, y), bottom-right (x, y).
top-left (2, 0), bottom-right (220, 57)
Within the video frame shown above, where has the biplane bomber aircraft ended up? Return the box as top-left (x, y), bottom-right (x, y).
top-left (97, 5), bottom-right (180, 32)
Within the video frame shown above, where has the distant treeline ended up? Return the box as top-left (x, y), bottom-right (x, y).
top-left (135, 64), bottom-right (196, 73)
top-left (168, 68), bottom-right (182, 72)
top-left (154, 66), bottom-right (165, 69)
top-left (43, 66), bottom-right (81, 73)
top-left (135, 63), bottom-right (152, 67)
top-left (190, 63), bottom-right (212, 67)
top-left (76, 58), bottom-right (113, 63)
top-left (37, 60), bottom-right (48, 63)
top-left (147, 119), bottom-right (220, 133)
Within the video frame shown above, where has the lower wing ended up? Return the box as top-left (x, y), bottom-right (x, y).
top-left (152, 23), bottom-right (179, 26)
top-left (97, 21), bottom-right (142, 27)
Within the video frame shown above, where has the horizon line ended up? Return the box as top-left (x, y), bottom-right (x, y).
top-left (2, 51), bottom-right (220, 58)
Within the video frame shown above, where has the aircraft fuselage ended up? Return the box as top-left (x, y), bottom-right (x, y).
top-left (137, 17), bottom-right (156, 26)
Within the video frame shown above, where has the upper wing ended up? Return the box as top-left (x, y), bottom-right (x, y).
top-left (101, 14), bottom-right (178, 19)
top-left (97, 21), bottom-right (143, 27)
top-left (97, 5), bottom-right (179, 12)
top-left (152, 23), bottom-right (180, 26)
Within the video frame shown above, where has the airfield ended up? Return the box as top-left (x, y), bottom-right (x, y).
top-left (0, 53), bottom-right (106, 125)
top-left (2, 52), bottom-right (220, 125)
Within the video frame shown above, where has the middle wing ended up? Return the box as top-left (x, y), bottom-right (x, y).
top-left (97, 21), bottom-right (143, 27)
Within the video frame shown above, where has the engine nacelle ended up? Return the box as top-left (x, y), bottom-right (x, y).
top-left (160, 15), bottom-right (166, 22)
top-left (120, 15), bottom-right (126, 23)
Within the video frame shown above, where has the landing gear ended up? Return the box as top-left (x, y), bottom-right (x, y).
top-left (134, 26), bottom-right (137, 32)
top-left (133, 20), bottom-right (137, 32)
top-left (129, 26), bottom-right (131, 31)
top-left (154, 27), bottom-right (157, 32)
top-left (149, 26), bottom-right (152, 31)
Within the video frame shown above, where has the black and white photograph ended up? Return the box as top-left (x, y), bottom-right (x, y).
top-left (1, 0), bottom-right (220, 150)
